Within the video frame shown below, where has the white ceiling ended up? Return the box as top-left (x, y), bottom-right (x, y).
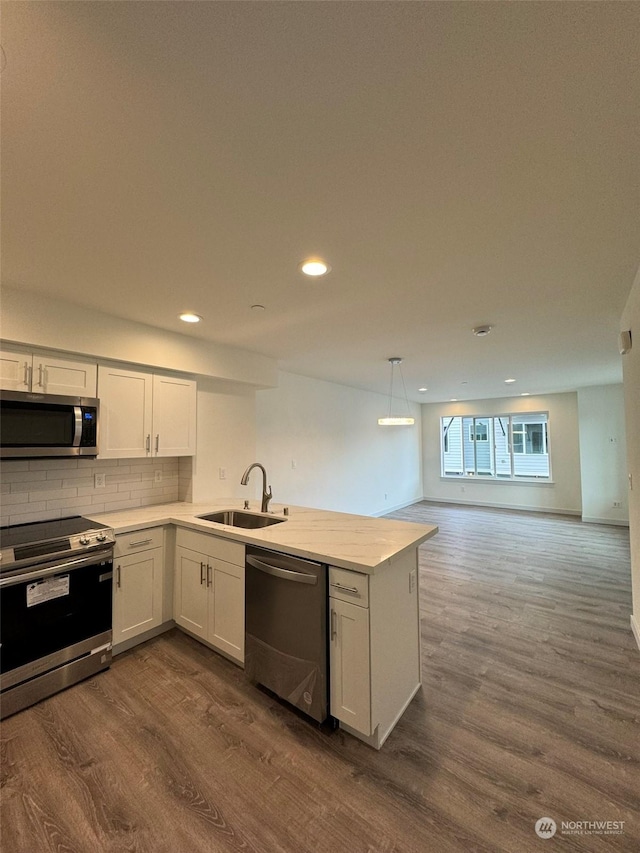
top-left (2, 2), bottom-right (639, 402)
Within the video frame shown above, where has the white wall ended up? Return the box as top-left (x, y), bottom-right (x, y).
top-left (421, 392), bottom-right (582, 515)
top-left (577, 385), bottom-right (628, 525)
top-left (621, 268), bottom-right (640, 649)
top-left (256, 371), bottom-right (422, 515)
top-left (185, 378), bottom-right (257, 503)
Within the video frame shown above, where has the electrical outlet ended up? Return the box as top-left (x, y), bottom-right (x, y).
top-left (154, 470), bottom-right (162, 484)
top-left (94, 473), bottom-right (106, 489)
top-left (218, 467), bottom-right (226, 480)
top-left (613, 500), bottom-right (622, 508)
top-left (409, 569), bottom-right (417, 593)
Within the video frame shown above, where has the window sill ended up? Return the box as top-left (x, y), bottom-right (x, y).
top-left (440, 476), bottom-right (554, 486)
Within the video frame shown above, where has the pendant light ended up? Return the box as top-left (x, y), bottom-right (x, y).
top-left (378, 358), bottom-right (415, 426)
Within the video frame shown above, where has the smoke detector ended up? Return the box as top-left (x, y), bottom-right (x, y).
top-left (472, 325), bottom-right (492, 337)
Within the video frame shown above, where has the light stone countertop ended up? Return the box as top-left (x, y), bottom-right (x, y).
top-left (86, 500), bottom-right (438, 574)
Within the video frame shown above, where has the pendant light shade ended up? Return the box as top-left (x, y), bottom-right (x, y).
top-left (378, 358), bottom-right (415, 426)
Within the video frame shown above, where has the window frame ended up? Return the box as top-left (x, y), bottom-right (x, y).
top-left (440, 412), bottom-right (551, 482)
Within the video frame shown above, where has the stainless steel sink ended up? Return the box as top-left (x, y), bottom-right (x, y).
top-left (196, 510), bottom-right (286, 529)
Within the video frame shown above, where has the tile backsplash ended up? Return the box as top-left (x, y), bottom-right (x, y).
top-left (0, 457), bottom-right (181, 526)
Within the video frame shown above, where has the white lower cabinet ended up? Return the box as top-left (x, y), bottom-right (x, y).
top-left (330, 597), bottom-right (371, 734)
top-left (113, 528), bottom-right (165, 648)
top-left (329, 567), bottom-right (371, 735)
top-left (174, 528), bottom-right (245, 664)
top-left (330, 554), bottom-right (421, 749)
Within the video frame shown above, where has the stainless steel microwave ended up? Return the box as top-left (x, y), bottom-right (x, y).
top-left (0, 391), bottom-right (99, 458)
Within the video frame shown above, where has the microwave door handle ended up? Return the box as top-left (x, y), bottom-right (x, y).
top-left (72, 406), bottom-right (83, 447)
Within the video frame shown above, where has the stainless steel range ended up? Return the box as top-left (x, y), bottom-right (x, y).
top-left (0, 515), bottom-right (115, 719)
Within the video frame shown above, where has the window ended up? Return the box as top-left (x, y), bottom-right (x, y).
top-left (469, 422), bottom-right (488, 442)
top-left (512, 421), bottom-right (547, 454)
top-left (441, 413), bottom-right (550, 480)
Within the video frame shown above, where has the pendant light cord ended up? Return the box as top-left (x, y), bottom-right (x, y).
top-left (387, 362), bottom-right (395, 418)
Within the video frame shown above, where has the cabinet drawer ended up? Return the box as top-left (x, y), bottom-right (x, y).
top-left (329, 567), bottom-right (369, 607)
top-left (176, 527), bottom-right (244, 567)
top-left (115, 527), bottom-right (164, 557)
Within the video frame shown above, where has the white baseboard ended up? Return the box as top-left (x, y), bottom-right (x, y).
top-left (373, 497), bottom-right (424, 517)
top-left (631, 615), bottom-right (640, 653)
top-left (582, 515), bottom-right (630, 527)
top-left (421, 496), bottom-right (581, 517)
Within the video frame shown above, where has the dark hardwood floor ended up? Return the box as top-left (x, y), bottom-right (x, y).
top-left (1, 502), bottom-right (638, 852)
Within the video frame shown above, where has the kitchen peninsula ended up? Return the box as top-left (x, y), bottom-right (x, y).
top-left (87, 501), bottom-right (438, 748)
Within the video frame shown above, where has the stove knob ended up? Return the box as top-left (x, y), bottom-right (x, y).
top-left (96, 533), bottom-right (107, 542)
top-left (79, 536), bottom-right (90, 546)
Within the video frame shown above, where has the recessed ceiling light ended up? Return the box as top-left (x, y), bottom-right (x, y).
top-left (179, 312), bottom-right (202, 323)
top-left (504, 378), bottom-right (516, 384)
top-left (418, 387), bottom-right (428, 392)
top-left (472, 325), bottom-right (492, 336)
top-left (250, 304), bottom-right (265, 311)
top-left (450, 398), bottom-right (458, 402)
top-left (521, 392), bottom-right (531, 396)
top-left (299, 258), bottom-right (331, 277)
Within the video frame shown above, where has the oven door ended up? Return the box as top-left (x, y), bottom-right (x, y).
top-left (0, 550), bottom-right (113, 678)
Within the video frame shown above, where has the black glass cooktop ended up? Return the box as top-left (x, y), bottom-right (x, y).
top-left (0, 515), bottom-right (110, 548)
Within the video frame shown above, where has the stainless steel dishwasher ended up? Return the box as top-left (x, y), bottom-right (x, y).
top-left (245, 545), bottom-right (328, 723)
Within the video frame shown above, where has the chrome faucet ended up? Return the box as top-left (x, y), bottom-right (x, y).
top-left (240, 463), bottom-right (272, 513)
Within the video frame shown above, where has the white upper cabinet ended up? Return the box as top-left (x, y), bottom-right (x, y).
top-left (152, 374), bottom-right (197, 457)
top-left (98, 365), bottom-right (196, 458)
top-left (0, 347), bottom-right (97, 396)
top-left (98, 366), bottom-right (153, 457)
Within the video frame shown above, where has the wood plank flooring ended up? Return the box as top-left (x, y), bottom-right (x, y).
top-left (1, 502), bottom-right (638, 852)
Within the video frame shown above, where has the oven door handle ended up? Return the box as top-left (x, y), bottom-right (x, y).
top-left (0, 551), bottom-right (113, 588)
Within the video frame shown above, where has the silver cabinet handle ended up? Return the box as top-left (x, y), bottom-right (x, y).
top-left (37, 365), bottom-right (45, 388)
top-left (331, 608), bottom-right (337, 641)
top-left (207, 564), bottom-right (212, 588)
top-left (129, 538), bottom-right (152, 548)
top-left (330, 582), bottom-right (360, 594)
top-left (116, 565), bottom-right (121, 588)
top-left (23, 361), bottom-right (30, 388)
top-left (200, 562), bottom-right (206, 585)
top-left (146, 434), bottom-right (151, 454)
top-left (155, 434), bottom-right (159, 455)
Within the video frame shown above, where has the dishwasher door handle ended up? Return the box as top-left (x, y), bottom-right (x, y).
top-left (246, 555), bottom-right (318, 585)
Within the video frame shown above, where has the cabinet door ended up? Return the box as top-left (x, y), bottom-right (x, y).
top-left (35, 354), bottom-right (97, 397)
top-left (98, 366), bottom-right (153, 458)
top-left (0, 348), bottom-right (31, 391)
top-left (209, 558), bottom-right (244, 663)
top-left (330, 598), bottom-right (371, 735)
top-left (113, 548), bottom-right (163, 645)
top-left (174, 546), bottom-right (208, 640)
top-left (1, 349), bottom-right (98, 395)
top-left (152, 374), bottom-right (196, 457)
